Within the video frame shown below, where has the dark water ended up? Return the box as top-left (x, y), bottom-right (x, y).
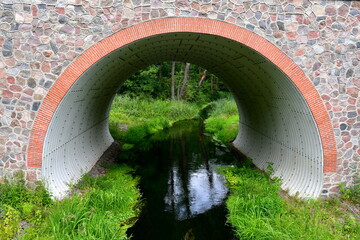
top-left (121, 120), bottom-right (237, 240)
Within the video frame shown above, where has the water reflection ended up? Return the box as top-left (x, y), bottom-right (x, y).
top-left (125, 120), bottom-right (236, 240)
top-left (165, 162), bottom-right (228, 220)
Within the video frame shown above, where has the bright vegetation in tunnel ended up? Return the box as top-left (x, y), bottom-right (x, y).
top-left (42, 32), bottom-right (324, 199)
top-left (108, 61), bottom-right (235, 148)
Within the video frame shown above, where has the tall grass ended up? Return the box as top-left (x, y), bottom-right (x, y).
top-left (0, 166), bottom-right (141, 240)
top-left (109, 95), bottom-right (201, 145)
top-left (0, 172), bottom-right (52, 240)
top-left (30, 166), bottom-right (141, 240)
top-left (222, 160), bottom-right (360, 240)
top-left (204, 96), bottom-right (239, 144)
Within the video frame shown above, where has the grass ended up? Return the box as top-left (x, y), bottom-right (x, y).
top-left (0, 171), bottom-right (52, 240)
top-left (0, 165), bottom-right (141, 240)
top-left (222, 159), bottom-right (360, 240)
top-left (339, 173), bottom-right (360, 205)
top-left (204, 96), bottom-right (239, 144)
top-left (109, 95), bottom-right (201, 146)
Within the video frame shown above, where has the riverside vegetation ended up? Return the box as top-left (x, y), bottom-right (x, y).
top-left (0, 166), bottom-right (141, 240)
top-left (1, 62), bottom-right (359, 239)
top-left (222, 161), bottom-right (360, 240)
top-left (108, 94), bottom-right (359, 239)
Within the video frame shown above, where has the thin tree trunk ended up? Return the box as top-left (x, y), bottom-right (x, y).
top-left (178, 63), bottom-right (190, 100)
top-left (198, 69), bottom-right (207, 87)
top-left (171, 62), bottom-right (176, 100)
top-left (177, 63), bottom-right (184, 99)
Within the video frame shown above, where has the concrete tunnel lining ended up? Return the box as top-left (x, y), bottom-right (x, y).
top-left (27, 18), bottom-right (336, 199)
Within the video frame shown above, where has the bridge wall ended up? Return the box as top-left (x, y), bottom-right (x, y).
top-left (0, 0), bottom-right (359, 197)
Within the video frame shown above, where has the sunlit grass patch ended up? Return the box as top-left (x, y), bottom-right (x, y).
top-left (109, 95), bottom-right (201, 144)
top-left (204, 96), bottom-right (239, 144)
top-left (222, 160), bottom-right (360, 240)
top-left (0, 166), bottom-right (141, 240)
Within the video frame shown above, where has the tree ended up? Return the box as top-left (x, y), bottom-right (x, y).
top-left (198, 69), bottom-right (207, 87)
top-left (178, 63), bottom-right (190, 100)
top-left (171, 62), bottom-right (176, 100)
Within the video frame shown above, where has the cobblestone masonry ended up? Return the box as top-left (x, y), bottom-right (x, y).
top-left (0, 0), bottom-right (359, 198)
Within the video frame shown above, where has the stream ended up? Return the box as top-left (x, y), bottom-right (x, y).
top-left (120, 120), bottom-right (238, 239)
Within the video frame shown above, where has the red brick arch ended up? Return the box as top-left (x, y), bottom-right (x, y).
top-left (27, 17), bottom-right (337, 172)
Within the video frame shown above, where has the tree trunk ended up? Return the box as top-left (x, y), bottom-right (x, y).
top-left (171, 62), bottom-right (176, 100)
top-left (198, 69), bottom-right (207, 87)
top-left (178, 63), bottom-right (190, 100)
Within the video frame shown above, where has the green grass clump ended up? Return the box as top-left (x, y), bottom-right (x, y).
top-left (0, 172), bottom-right (52, 240)
top-left (204, 97), bottom-right (239, 144)
top-left (223, 160), bottom-right (360, 240)
top-left (339, 174), bottom-right (360, 205)
top-left (109, 95), bottom-right (201, 144)
top-left (0, 166), bottom-right (141, 240)
top-left (22, 165), bottom-right (141, 240)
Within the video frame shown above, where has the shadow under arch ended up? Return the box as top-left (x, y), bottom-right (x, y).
top-left (27, 18), bottom-right (336, 198)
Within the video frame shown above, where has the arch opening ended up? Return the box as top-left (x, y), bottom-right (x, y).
top-left (27, 18), bottom-right (336, 199)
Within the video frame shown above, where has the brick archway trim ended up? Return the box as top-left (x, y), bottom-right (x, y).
top-left (27, 17), bottom-right (337, 172)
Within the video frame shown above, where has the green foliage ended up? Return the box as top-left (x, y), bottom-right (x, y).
top-left (20, 165), bottom-right (141, 240)
top-left (339, 174), bottom-right (360, 204)
top-left (223, 159), bottom-right (360, 240)
top-left (109, 95), bottom-right (201, 144)
top-left (0, 177), bottom-right (52, 210)
top-left (0, 174), bottom-right (52, 240)
top-left (204, 96), bottom-right (239, 144)
top-left (120, 64), bottom-right (165, 99)
top-left (118, 62), bottom-right (227, 103)
top-left (0, 205), bottom-right (22, 240)
top-left (0, 166), bottom-right (141, 240)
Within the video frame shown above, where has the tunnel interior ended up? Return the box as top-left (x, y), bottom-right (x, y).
top-left (42, 32), bottom-right (323, 199)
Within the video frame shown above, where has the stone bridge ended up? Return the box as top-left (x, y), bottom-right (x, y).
top-left (0, 0), bottom-right (359, 199)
